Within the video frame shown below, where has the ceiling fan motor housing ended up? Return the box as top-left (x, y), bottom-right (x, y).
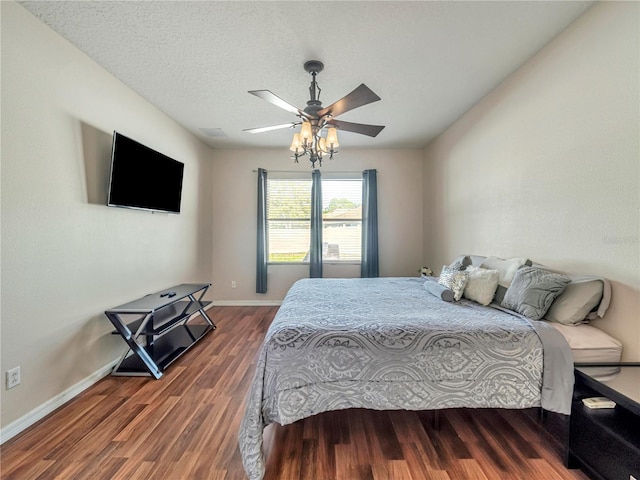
top-left (303, 60), bottom-right (324, 75)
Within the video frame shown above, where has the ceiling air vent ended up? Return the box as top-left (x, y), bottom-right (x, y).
top-left (199, 128), bottom-right (227, 137)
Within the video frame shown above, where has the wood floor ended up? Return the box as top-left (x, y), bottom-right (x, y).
top-left (1, 306), bottom-right (589, 480)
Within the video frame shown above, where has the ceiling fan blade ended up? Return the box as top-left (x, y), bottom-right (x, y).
top-left (243, 122), bottom-right (299, 134)
top-left (248, 90), bottom-right (310, 118)
top-left (327, 119), bottom-right (385, 138)
top-left (317, 84), bottom-right (381, 118)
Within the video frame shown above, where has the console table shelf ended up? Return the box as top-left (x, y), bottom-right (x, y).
top-left (112, 300), bottom-right (211, 337)
top-left (105, 283), bottom-right (215, 379)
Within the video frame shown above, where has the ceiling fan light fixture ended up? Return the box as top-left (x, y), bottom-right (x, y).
top-left (289, 133), bottom-right (302, 152)
top-left (300, 122), bottom-right (313, 144)
top-left (318, 137), bottom-right (327, 154)
top-left (245, 60), bottom-right (384, 168)
top-left (326, 127), bottom-right (339, 148)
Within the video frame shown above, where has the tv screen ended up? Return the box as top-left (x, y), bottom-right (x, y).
top-left (107, 132), bottom-right (184, 214)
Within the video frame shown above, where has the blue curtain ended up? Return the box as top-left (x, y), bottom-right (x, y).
top-left (310, 169), bottom-right (323, 278)
top-left (256, 168), bottom-right (268, 293)
top-left (361, 169), bottom-right (379, 278)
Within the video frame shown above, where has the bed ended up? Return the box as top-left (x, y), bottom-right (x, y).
top-left (238, 276), bottom-right (577, 480)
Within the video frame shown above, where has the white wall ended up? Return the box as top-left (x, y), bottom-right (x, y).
top-left (1, 2), bottom-right (213, 431)
top-left (423, 2), bottom-right (639, 360)
top-left (210, 149), bottom-right (424, 303)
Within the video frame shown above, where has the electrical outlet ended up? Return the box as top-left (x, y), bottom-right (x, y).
top-left (6, 366), bottom-right (21, 390)
top-left (231, 281), bottom-right (237, 288)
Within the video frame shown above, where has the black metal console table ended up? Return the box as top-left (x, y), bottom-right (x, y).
top-left (105, 283), bottom-right (215, 379)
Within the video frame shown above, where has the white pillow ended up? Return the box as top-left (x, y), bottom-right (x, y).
top-left (480, 256), bottom-right (528, 287)
top-left (479, 256), bottom-right (531, 304)
top-left (463, 266), bottom-right (500, 306)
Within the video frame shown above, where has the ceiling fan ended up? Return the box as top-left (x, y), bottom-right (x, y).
top-left (244, 60), bottom-right (385, 167)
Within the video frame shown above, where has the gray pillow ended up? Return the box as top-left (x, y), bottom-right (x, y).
top-left (545, 279), bottom-right (604, 325)
top-left (448, 255), bottom-right (472, 272)
top-left (424, 281), bottom-right (455, 302)
top-left (501, 266), bottom-right (571, 320)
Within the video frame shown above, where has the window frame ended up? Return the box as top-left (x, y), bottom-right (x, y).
top-left (266, 176), bottom-right (312, 265)
top-left (320, 177), bottom-right (363, 265)
top-left (265, 174), bottom-right (363, 266)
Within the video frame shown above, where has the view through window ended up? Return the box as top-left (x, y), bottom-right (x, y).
top-left (266, 178), bottom-right (362, 263)
top-left (321, 179), bottom-right (362, 262)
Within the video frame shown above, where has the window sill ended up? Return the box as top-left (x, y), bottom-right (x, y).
top-left (267, 262), bottom-right (362, 266)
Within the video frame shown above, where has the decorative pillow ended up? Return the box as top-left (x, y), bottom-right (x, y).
top-left (463, 266), bottom-right (500, 306)
top-left (438, 265), bottom-right (469, 301)
top-left (480, 256), bottom-right (532, 303)
top-left (545, 280), bottom-right (604, 325)
top-left (448, 255), bottom-right (472, 272)
top-left (424, 280), bottom-right (455, 302)
top-left (501, 266), bottom-right (571, 320)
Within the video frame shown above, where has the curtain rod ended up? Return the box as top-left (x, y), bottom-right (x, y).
top-left (252, 169), bottom-right (374, 174)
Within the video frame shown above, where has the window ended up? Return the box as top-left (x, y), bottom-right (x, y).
top-left (266, 177), bottom-right (362, 264)
top-left (322, 180), bottom-right (362, 262)
top-left (267, 179), bottom-right (311, 263)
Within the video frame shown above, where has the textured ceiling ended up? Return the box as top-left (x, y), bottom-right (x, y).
top-left (19, 1), bottom-right (594, 150)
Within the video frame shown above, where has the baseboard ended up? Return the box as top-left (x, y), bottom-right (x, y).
top-left (0, 360), bottom-right (118, 445)
top-left (0, 302), bottom-right (274, 444)
top-left (211, 300), bottom-right (282, 306)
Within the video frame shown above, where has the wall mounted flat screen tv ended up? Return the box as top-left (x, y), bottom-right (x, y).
top-left (107, 132), bottom-right (184, 214)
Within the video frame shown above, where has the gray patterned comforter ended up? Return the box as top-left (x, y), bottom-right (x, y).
top-left (239, 277), bottom-right (573, 480)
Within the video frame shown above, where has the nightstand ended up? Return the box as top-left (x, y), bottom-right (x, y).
top-left (568, 364), bottom-right (640, 480)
